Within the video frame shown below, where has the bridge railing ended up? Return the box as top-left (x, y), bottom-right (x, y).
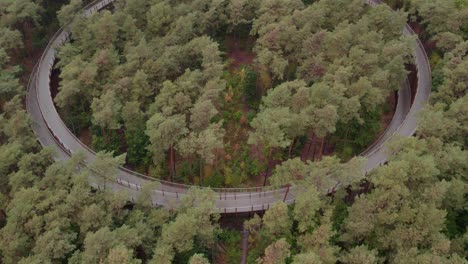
top-left (33, 0), bottom-right (276, 193)
top-left (87, 171), bottom-right (295, 213)
top-left (359, 0), bottom-right (431, 158)
top-left (30, 6), bottom-right (293, 207)
top-left (360, 79), bottom-right (410, 157)
top-left (29, 0), bottom-right (431, 211)
top-left (32, 0), bottom-right (279, 194)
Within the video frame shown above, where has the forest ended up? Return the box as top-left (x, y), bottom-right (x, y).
top-left (0, 0), bottom-right (466, 263)
top-left (52, 0), bottom-right (415, 187)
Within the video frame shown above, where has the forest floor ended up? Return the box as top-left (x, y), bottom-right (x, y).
top-left (225, 35), bottom-right (256, 71)
top-left (222, 35), bottom-right (267, 187)
top-left (223, 35), bottom-right (285, 187)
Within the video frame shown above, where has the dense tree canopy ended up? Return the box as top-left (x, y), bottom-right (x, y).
top-left (52, 0), bottom-right (416, 188)
top-left (247, 0), bottom-right (467, 262)
top-left (0, 0), bottom-right (466, 263)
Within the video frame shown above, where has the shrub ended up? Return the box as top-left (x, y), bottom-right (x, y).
top-left (245, 157), bottom-right (264, 178)
top-left (175, 161), bottom-right (190, 184)
top-left (246, 110), bottom-right (257, 123)
top-left (148, 163), bottom-right (167, 180)
top-left (224, 166), bottom-right (247, 187)
top-left (242, 66), bottom-right (259, 108)
top-left (203, 169), bottom-right (224, 188)
top-left (219, 229), bottom-right (242, 264)
top-left (91, 128), bottom-right (122, 155)
top-left (125, 129), bottom-right (151, 168)
top-left (233, 111), bottom-right (243, 122)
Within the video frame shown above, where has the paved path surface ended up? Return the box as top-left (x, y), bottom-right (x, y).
top-left (26, 0), bottom-right (431, 213)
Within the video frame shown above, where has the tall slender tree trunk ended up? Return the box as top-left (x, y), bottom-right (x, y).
top-left (305, 140), bottom-right (313, 161)
top-left (172, 148), bottom-right (177, 178)
top-left (80, 97), bottom-right (86, 113)
top-left (319, 137), bottom-right (325, 160)
top-left (199, 159), bottom-right (203, 186)
top-left (189, 158), bottom-right (194, 184)
top-left (102, 127), bottom-right (108, 145)
top-left (214, 153), bottom-right (218, 169)
top-left (288, 136), bottom-right (296, 158)
top-left (312, 143), bottom-right (318, 161)
top-left (305, 130), bottom-right (315, 158)
top-left (169, 145), bottom-right (174, 181)
top-left (263, 148), bottom-right (273, 186)
top-left (22, 20), bottom-right (33, 57)
top-left (0, 209), bottom-right (6, 224)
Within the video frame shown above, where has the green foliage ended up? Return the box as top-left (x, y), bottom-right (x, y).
top-left (244, 155), bottom-right (264, 178)
top-left (331, 198), bottom-right (349, 232)
top-left (233, 111), bottom-right (243, 122)
top-left (91, 126), bottom-right (123, 155)
top-left (150, 187), bottom-right (219, 263)
top-left (223, 166), bottom-right (246, 187)
top-left (222, 147), bottom-right (263, 187)
top-left (246, 233), bottom-right (270, 264)
top-left (241, 66), bottom-right (259, 108)
top-left (174, 246), bottom-right (211, 264)
top-left (125, 129), bottom-right (151, 168)
top-left (218, 229), bottom-right (242, 263)
top-left (2, 0), bottom-right (468, 263)
top-left (0, 50), bottom-right (22, 100)
top-left (0, 139), bottom-right (219, 264)
top-left (61, 101), bottom-right (92, 136)
top-left (176, 161), bottom-right (194, 184)
top-left (430, 52), bottom-right (443, 69)
top-left (332, 106), bottom-right (383, 158)
top-left (223, 70), bottom-right (242, 98)
top-left (0, 0), bottom-right (43, 29)
top-left (258, 238), bottom-right (291, 264)
top-left (263, 202), bottom-right (292, 239)
top-left (148, 163), bottom-right (167, 180)
top-left (431, 61), bottom-right (446, 92)
top-left (52, 0), bottom-right (418, 188)
top-left (444, 207), bottom-right (468, 239)
top-left (188, 253), bottom-right (211, 264)
top-left (222, 110), bottom-right (234, 122)
top-left (203, 169), bottom-right (225, 188)
top-left (302, 0), bottom-right (317, 6)
top-left (246, 110), bottom-right (257, 123)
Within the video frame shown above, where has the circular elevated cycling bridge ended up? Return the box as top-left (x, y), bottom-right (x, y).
top-left (26, 0), bottom-right (431, 213)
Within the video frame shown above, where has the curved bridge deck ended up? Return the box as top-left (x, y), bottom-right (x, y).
top-left (26, 0), bottom-right (431, 213)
